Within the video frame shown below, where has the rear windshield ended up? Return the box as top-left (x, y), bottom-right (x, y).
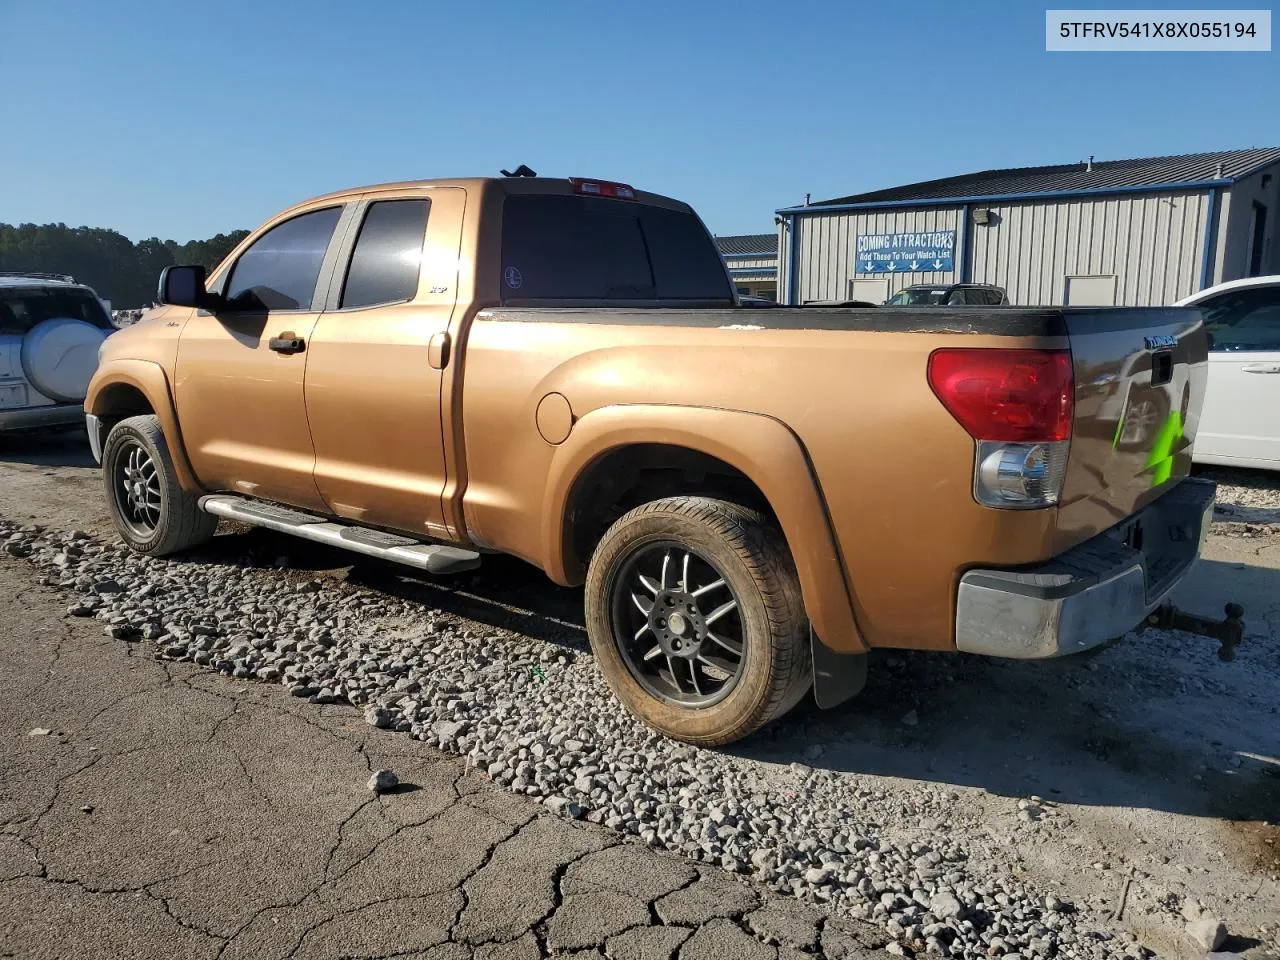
top-left (0, 287), bottom-right (114, 335)
top-left (500, 196), bottom-right (732, 304)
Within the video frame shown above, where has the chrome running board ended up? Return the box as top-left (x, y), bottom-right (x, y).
top-left (199, 495), bottom-right (481, 575)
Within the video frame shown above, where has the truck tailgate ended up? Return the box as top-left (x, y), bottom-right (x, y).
top-left (1058, 307), bottom-right (1209, 540)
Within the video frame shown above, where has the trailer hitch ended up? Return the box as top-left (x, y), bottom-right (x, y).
top-left (1139, 602), bottom-right (1245, 661)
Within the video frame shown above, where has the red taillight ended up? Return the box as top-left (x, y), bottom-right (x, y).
top-left (569, 177), bottom-right (637, 200)
top-left (927, 348), bottom-right (1074, 443)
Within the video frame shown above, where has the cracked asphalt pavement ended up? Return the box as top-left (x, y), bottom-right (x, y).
top-left (0, 556), bottom-right (883, 960)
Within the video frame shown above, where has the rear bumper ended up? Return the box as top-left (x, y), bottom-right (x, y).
top-left (955, 477), bottom-right (1216, 659)
top-left (0, 403), bottom-right (85, 432)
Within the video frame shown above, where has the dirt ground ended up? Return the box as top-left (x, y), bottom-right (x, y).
top-left (0, 430), bottom-right (1276, 959)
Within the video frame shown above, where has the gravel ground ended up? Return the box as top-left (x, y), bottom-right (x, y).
top-left (1202, 467), bottom-right (1280, 526)
top-left (1, 498), bottom-right (1276, 960)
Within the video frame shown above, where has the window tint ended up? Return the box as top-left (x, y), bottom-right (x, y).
top-left (500, 196), bottom-right (731, 303)
top-left (340, 199), bottom-right (431, 309)
top-left (224, 207), bottom-right (342, 311)
top-left (0, 287), bottom-right (114, 335)
top-left (1200, 287), bottom-right (1280, 352)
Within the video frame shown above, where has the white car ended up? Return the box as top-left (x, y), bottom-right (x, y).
top-left (0, 273), bottom-right (115, 433)
top-left (1176, 276), bottom-right (1280, 471)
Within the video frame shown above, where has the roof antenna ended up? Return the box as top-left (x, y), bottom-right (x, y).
top-left (1086, 155), bottom-right (1093, 172)
top-left (1215, 161), bottom-right (1225, 177)
top-left (804, 193), bottom-right (811, 206)
top-left (500, 164), bottom-right (537, 178)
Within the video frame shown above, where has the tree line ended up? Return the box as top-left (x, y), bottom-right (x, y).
top-left (0, 223), bottom-right (249, 309)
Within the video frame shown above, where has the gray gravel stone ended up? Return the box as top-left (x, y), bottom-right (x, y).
top-left (1186, 917), bottom-right (1227, 951)
top-left (367, 769), bottom-right (398, 794)
top-left (930, 891), bottom-right (964, 920)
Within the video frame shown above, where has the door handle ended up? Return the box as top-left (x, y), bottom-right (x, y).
top-left (428, 331), bottom-right (451, 370)
top-left (1241, 363), bottom-right (1280, 374)
top-left (268, 333), bottom-right (305, 355)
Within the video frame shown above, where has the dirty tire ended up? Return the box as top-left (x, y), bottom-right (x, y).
top-left (102, 415), bottom-right (216, 557)
top-left (585, 496), bottom-right (810, 746)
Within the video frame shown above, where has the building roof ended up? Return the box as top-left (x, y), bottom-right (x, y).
top-left (714, 233), bottom-right (778, 257)
top-left (805, 147), bottom-right (1280, 208)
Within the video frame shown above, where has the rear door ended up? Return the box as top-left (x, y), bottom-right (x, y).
top-left (1193, 285), bottom-right (1280, 468)
top-left (303, 188), bottom-right (464, 539)
top-left (175, 204), bottom-right (353, 510)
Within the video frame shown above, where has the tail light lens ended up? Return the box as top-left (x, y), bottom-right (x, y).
top-left (928, 348), bottom-right (1074, 509)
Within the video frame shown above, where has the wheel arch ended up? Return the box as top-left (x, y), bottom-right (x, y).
top-left (85, 359), bottom-right (202, 492)
top-left (541, 404), bottom-right (866, 654)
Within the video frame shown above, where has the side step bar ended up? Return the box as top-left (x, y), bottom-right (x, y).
top-left (199, 495), bottom-right (481, 575)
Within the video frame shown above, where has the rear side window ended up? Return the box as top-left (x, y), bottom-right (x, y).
top-left (1200, 287), bottom-right (1280, 352)
top-left (0, 287), bottom-right (114, 335)
top-left (340, 199), bottom-right (431, 309)
top-left (224, 207), bottom-right (342, 311)
top-left (500, 196), bottom-right (731, 303)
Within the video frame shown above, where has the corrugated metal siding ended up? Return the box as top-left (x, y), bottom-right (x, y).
top-left (791, 190), bottom-right (1211, 306)
top-left (724, 256), bottom-right (778, 271)
top-left (969, 190), bottom-right (1208, 305)
top-left (795, 208), bottom-right (962, 303)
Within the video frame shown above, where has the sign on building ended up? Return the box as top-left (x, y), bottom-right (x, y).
top-left (855, 231), bottom-right (955, 273)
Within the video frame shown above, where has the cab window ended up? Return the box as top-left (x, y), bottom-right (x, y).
top-left (223, 207), bottom-right (343, 311)
top-left (340, 199), bottom-right (431, 309)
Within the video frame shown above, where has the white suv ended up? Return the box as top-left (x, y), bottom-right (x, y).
top-left (0, 273), bottom-right (115, 432)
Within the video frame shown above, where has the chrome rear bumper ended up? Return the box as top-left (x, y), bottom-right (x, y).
top-left (955, 478), bottom-right (1216, 658)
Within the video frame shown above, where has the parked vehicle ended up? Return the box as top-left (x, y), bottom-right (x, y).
top-left (1175, 276), bottom-right (1280, 471)
top-left (86, 174), bottom-right (1215, 744)
top-left (886, 283), bottom-right (1008, 306)
top-left (0, 273), bottom-right (115, 433)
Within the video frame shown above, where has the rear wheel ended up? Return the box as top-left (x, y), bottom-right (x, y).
top-left (585, 496), bottom-right (810, 746)
top-left (103, 415), bottom-right (216, 556)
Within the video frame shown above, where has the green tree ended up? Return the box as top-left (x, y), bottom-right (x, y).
top-left (0, 223), bottom-right (249, 308)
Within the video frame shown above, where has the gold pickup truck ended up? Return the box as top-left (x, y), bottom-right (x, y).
top-left (85, 173), bottom-right (1216, 745)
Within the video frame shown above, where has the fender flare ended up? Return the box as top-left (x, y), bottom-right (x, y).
top-left (540, 404), bottom-right (866, 654)
top-left (84, 359), bottom-right (202, 493)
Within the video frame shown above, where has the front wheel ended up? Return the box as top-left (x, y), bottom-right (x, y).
top-left (102, 415), bottom-right (217, 556)
top-left (584, 496), bottom-right (811, 746)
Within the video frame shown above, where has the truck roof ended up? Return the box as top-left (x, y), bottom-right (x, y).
top-left (295, 176), bottom-right (693, 215)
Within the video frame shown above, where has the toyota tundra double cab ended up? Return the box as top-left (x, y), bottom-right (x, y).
top-left (85, 173), bottom-right (1216, 745)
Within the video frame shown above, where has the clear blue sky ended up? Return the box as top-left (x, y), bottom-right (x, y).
top-left (2, 0), bottom-right (1276, 242)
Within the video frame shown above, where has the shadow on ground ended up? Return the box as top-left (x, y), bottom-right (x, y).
top-left (0, 428), bottom-right (96, 469)
top-left (182, 525), bottom-right (1280, 828)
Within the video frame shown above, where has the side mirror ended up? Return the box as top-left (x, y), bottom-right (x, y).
top-left (157, 264), bottom-right (211, 308)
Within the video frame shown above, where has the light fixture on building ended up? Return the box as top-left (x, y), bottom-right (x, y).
top-left (973, 208), bottom-right (992, 225)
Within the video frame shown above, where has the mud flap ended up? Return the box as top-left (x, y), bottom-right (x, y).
top-left (810, 628), bottom-right (868, 709)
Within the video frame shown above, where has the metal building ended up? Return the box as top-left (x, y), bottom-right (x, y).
top-left (777, 147), bottom-right (1280, 307)
top-left (714, 234), bottom-right (778, 300)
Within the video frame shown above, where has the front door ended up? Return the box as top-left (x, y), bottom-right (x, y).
top-left (174, 204), bottom-right (353, 510)
top-left (1195, 284), bottom-right (1280, 468)
top-left (304, 188), bottom-right (464, 538)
